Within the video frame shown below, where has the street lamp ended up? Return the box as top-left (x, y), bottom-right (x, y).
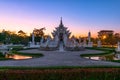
top-left (103, 35), bottom-right (106, 39)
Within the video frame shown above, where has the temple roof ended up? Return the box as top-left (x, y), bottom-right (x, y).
top-left (52, 18), bottom-right (71, 37)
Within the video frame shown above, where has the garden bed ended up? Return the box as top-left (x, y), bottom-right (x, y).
top-left (0, 68), bottom-right (120, 80)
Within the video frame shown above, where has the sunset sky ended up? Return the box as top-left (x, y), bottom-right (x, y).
top-left (0, 0), bottom-right (120, 37)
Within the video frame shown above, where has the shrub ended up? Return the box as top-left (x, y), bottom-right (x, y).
top-left (0, 68), bottom-right (120, 80)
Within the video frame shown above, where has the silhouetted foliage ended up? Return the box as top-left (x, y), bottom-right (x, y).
top-left (0, 28), bottom-right (45, 45)
top-left (29, 28), bottom-right (45, 43)
top-left (0, 30), bottom-right (29, 45)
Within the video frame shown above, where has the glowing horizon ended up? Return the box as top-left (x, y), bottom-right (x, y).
top-left (0, 0), bottom-right (120, 38)
top-left (0, 17), bottom-right (98, 38)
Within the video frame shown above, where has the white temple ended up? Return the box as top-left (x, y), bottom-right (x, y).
top-left (51, 17), bottom-right (71, 47)
top-left (30, 18), bottom-right (88, 51)
top-left (40, 17), bottom-right (73, 51)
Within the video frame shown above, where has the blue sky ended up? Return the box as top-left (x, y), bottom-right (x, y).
top-left (0, 0), bottom-right (120, 37)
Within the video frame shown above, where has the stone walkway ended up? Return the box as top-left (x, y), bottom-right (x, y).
top-left (0, 49), bottom-right (120, 67)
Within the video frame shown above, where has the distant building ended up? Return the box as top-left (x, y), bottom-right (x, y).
top-left (98, 30), bottom-right (114, 39)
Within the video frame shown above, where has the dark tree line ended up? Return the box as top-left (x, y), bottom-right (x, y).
top-left (0, 28), bottom-right (45, 45)
top-left (0, 28), bottom-right (120, 46)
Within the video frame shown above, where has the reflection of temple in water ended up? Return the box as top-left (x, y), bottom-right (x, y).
top-left (5, 54), bottom-right (32, 60)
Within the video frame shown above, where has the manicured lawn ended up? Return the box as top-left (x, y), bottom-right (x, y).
top-left (0, 52), bottom-right (11, 60)
top-left (81, 47), bottom-right (120, 63)
top-left (81, 47), bottom-right (115, 57)
top-left (0, 51), bottom-right (43, 60)
top-left (11, 51), bottom-right (43, 57)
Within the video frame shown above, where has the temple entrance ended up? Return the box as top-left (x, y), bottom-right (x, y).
top-left (59, 33), bottom-right (64, 52)
top-left (59, 33), bottom-right (63, 41)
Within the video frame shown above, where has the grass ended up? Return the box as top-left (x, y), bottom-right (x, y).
top-left (80, 51), bottom-right (113, 57)
top-left (9, 46), bottom-right (44, 57)
top-left (0, 50), bottom-right (43, 61)
top-left (0, 52), bottom-right (4, 57)
top-left (86, 47), bottom-right (115, 51)
top-left (11, 50), bottom-right (44, 57)
top-left (80, 47), bottom-right (115, 57)
top-left (12, 46), bottom-right (38, 51)
top-left (111, 60), bottom-right (120, 63)
top-left (0, 52), bottom-right (10, 60)
top-left (81, 47), bottom-right (120, 63)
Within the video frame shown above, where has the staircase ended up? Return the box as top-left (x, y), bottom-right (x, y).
top-left (59, 41), bottom-right (64, 52)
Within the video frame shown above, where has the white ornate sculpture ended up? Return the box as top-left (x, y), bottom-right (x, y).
top-left (32, 32), bottom-right (35, 45)
top-left (40, 37), bottom-right (44, 44)
top-left (83, 38), bottom-right (87, 47)
top-left (87, 31), bottom-right (93, 47)
top-left (97, 40), bottom-right (102, 47)
top-left (116, 42), bottom-right (120, 52)
top-left (51, 17), bottom-right (71, 48)
top-left (63, 34), bottom-right (67, 46)
top-left (88, 31), bottom-right (91, 42)
top-left (54, 34), bottom-right (59, 42)
top-left (39, 18), bottom-right (84, 51)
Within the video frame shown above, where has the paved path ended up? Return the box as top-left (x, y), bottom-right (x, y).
top-left (0, 49), bottom-right (120, 67)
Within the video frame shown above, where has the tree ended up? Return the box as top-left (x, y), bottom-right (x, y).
top-left (114, 33), bottom-right (120, 43)
top-left (1, 30), bottom-right (11, 44)
top-left (30, 27), bottom-right (45, 42)
top-left (104, 34), bottom-right (116, 47)
top-left (17, 30), bottom-right (29, 45)
top-left (33, 28), bottom-right (45, 37)
top-left (18, 30), bottom-right (27, 37)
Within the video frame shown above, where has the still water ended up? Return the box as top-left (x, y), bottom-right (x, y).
top-left (84, 53), bottom-right (120, 61)
top-left (5, 54), bottom-right (32, 60)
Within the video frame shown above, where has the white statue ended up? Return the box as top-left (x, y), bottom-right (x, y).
top-left (87, 31), bottom-right (93, 47)
top-left (40, 37), bottom-right (44, 44)
top-left (118, 42), bottom-right (120, 49)
top-left (116, 42), bottom-right (120, 52)
top-left (88, 31), bottom-right (91, 42)
top-left (46, 36), bottom-right (51, 46)
top-left (32, 32), bottom-right (35, 45)
top-left (83, 38), bottom-right (87, 47)
top-left (54, 34), bottom-right (59, 42)
top-left (97, 40), bottom-right (102, 47)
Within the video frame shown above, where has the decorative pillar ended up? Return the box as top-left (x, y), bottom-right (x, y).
top-left (97, 40), bottom-right (101, 47)
top-left (87, 31), bottom-right (93, 47)
top-left (40, 36), bottom-right (44, 44)
top-left (32, 32), bottom-right (35, 45)
top-left (88, 31), bottom-right (91, 42)
top-left (83, 38), bottom-right (87, 47)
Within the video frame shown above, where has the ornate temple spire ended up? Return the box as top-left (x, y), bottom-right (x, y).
top-left (88, 31), bottom-right (91, 37)
top-left (60, 17), bottom-right (63, 26)
top-left (88, 31), bottom-right (91, 42)
top-left (60, 17), bottom-right (62, 24)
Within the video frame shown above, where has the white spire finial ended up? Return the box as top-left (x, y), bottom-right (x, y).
top-left (60, 17), bottom-right (63, 25)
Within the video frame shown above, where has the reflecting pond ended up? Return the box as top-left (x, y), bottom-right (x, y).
top-left (5, 54), bottom-right (32, 60)
top-left (84, 53), bottom-right (120, 61)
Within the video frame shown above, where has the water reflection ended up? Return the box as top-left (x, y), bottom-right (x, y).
top-left (84, 53), bottom-right (120, 61)
top-left (5, 54), bottom-right (32, 60)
